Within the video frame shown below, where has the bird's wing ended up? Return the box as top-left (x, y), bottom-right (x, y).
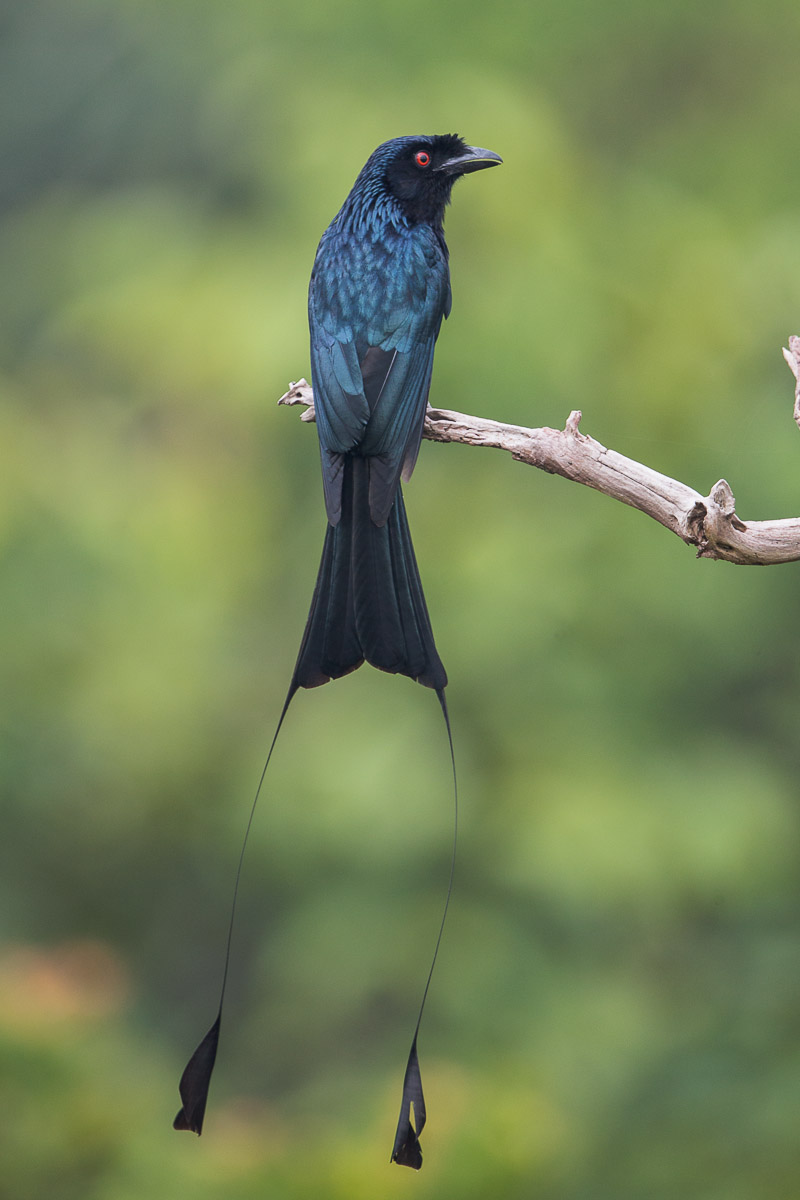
top-left (308, 318), bottom-right (370, 453)
top-left (357, 236), bottom-right (450, 524)
top-left (309, 227), bottom-right (450, 525)
top-left (308, 270), bottom-right (372, 524)
top-left (357, 335), bottom-right (438, 525)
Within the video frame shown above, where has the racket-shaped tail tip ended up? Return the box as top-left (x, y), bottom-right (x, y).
top-left (173, 1015), bottom-right (221, 1135)
top-left (390, 1037), bottom-right (426, 1170)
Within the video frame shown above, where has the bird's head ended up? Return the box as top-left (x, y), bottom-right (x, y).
top-left (356, 134), bottom-right (502, 227)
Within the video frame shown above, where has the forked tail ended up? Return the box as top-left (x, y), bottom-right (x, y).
top-left (293, 455), bottom-right (447, 692)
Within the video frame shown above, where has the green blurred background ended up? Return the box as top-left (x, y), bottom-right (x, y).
top-left (3, 1), bottom-right (800, 1196)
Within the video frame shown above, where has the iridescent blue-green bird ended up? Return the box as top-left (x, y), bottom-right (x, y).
top-left (174, 134), bottom-right (501, 1169)
top-left (295, 133), bottom-right (502, 692)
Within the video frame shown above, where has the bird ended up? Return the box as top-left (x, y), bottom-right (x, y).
top-left (294, 133), bottom-right (502, 694)
top-left (173, 133), bottom-right (502, 1169)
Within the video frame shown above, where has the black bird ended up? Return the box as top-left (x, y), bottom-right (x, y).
top-left (295, 133), bottom-right (501, 692)
top-left (174, 134), bottom-right (502, 1169)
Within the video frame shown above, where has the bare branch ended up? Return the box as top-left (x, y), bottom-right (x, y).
top-left (278, 341), bottom-right (800, 567)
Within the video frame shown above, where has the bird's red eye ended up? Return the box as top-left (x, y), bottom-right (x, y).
top-left (414, 150), bottom-right (431, 167)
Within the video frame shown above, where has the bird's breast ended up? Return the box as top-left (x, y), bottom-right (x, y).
top-left (312, 223), bottom-right (449, 348)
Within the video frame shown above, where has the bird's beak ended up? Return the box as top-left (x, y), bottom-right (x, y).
top-left (435, 146), bottom-right (503, 175)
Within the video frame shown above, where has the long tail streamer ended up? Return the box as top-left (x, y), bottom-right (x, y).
top-left (390, 687), bottom-right (458, 1169)
top-left (173, 684), bottom-right (298, 1134)
top-left (174, 683), bottom-right (456, 1173)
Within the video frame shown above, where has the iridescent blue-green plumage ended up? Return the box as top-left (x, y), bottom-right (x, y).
top-left (295, 134), bottom-right (501, 693)
top-left (173, 133), bottom-right (501, 1169)
top-left (309, 138), bottom-right (453, 527)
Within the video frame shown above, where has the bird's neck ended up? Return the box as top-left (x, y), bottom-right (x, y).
top-left (336, 176), bottom-right (446, 238)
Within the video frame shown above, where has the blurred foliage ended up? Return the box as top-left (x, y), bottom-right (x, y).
top-left (2, 0), bottom-right (800, 1196)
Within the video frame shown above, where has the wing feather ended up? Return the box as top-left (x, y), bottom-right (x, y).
top-left (308, 224), bottom-right (450, 525)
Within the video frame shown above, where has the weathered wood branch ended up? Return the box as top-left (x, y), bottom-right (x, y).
top-left (279, 337), bottom-right (800, 567)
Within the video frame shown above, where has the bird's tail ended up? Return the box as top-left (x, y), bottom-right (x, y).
top-left (293, 456), bottom-right (447, 692)
top-left (173, 455), bottom-right (451, 1157)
